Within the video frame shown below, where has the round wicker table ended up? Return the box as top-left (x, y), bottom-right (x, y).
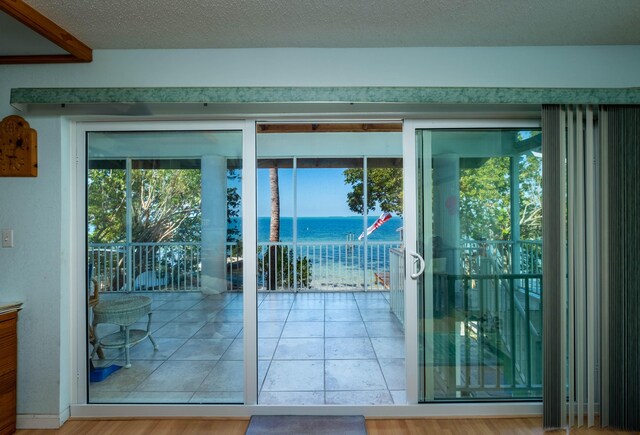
top-left (92, 295), bottom-right (158, 368)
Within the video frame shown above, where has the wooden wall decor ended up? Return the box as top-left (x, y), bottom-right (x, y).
top-left (0, 115), bottom-right (37, 177)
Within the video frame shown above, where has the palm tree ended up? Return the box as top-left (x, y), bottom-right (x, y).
top-left (268, 167), bottom-right (280, 289)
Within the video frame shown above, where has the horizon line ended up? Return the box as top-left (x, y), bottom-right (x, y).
top-left (255, 215), bottom-right (401, 218)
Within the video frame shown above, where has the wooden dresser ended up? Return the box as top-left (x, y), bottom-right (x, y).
top-left (0, 308), bottom-right (19, 435)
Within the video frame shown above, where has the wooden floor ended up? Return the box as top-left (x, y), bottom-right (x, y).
top-left (15, 417), bottom-right (635, 434)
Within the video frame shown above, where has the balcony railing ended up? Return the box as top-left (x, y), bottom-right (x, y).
top-left (437, 273), bottom-right (543, 397)
top-left (88, 238), bottom-right (541, 296)
top-left (460, 239), bottom-right (542, 276)
top-left (386, 241), bottom-right (542, 397)
top-left (256, 241), bottom-right (403, 291)
top-left (88, 240), bottom-right (403, 293)
top-left (89, 242), bottom-right (204, 292)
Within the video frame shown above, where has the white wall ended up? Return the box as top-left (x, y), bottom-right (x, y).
top-left (2, 46), bottom-right (640, 89)
top-left (0, 116), bottom-right (65, 419)
top-left (0, 46), bottom-right (639, 425)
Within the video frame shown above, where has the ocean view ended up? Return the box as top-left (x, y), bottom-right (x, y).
top-left (251, 216), bottom-right (404, 290)
top-left (256, 216), bottom-right (403, 243)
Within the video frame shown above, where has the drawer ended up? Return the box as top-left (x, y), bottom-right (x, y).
top-left (0, 334), bottom-right (16, 378)
top-left (0, 314), bottom-right (16, 339)
top-left (0, 369), bottom-right (16, 395)
top-left (0, 371), bottom-right (16, 435)
top-left (0, 312), bottom-right (17, 435)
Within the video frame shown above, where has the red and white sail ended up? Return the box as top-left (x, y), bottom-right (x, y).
top-left (358, 212), bottom-right (392, 240)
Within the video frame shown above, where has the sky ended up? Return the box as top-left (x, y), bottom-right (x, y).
top-left (257, 167), bottom-right (360, 217)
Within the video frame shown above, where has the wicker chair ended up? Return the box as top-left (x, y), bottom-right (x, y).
top-left (88, 272), bottom-right (105, 360)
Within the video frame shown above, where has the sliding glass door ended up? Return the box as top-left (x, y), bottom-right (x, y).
top-left (84, 123), bottom-right (255, 404)
top-left (404, 122), bottom-right (543, 403)
top-left (80, 118), bottom-right (544, 411)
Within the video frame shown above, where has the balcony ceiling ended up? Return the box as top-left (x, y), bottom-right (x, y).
top-left (1, 0), bottom-right (640, 64)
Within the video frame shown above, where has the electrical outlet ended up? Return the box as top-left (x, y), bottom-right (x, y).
top-left (2, 229), bottom-right (14, 248)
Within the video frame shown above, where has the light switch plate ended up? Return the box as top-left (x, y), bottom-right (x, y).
top-left (2, 229), bottom-right (14, 248)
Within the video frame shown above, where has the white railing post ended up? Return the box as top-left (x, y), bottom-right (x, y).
top-left (389, 248), bottom-right (405, 325)
top-left (293, 158), bottom-right (298, 292)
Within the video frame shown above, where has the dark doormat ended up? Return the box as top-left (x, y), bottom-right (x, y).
top-left (245, 415), bottom-right (366, 435)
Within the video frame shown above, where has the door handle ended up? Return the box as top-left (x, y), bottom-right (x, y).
top-left (409, 250), bottom-right (425, 279)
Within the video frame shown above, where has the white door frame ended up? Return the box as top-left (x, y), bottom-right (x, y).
top-left (72, 119), bottom-right (258, 406)
top-left (70, 117), bottom-right (542, 418)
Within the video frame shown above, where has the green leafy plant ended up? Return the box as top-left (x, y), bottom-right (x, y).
top-left (259, 245), bottom-right (312, 289)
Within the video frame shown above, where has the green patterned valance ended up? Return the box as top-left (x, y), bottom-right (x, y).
top-left (10, 86), bottom-right (640, 109)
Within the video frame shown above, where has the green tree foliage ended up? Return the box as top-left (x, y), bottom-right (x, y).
top-left (258, 245), bottom-right (312, 289)
top-left (343, 167), bottom-right (403, 215)
top-left (88, 167), bottom-right (241, 244)
top-left (517, 155), bottom-right (542, 240)
top-left (226, 169), bottom-right (242, 244)
top-left (88, 168), bottom-right (201, 244)
top-left (87, 168), bottom-right (128, 243)
top-left (132, 169), bottom-right (202, 243)
top-left (459, 153), bottom-right (542, 241)
top-left (459, 157), bottom-right (511, 240)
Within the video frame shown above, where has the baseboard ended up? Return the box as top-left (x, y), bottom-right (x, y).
top-left (17, 408), bottom-right (69, 430)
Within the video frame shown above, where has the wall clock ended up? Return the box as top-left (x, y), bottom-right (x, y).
top-left (0, 115), bottom-right (37, 177)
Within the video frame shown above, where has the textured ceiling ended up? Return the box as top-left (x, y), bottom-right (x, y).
top-left (16, 0), bottom-right (640, 49)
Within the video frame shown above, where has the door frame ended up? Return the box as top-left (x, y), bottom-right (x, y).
top-left (70, 117), bottom-right (542, 418)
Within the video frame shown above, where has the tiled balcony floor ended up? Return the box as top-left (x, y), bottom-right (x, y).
top-left (90, 291), bottom-right (406, 405)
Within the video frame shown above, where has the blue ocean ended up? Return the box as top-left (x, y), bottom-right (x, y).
top-left (256, 216), bottom-right (403, 242)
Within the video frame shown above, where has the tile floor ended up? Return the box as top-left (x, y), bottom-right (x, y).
top-left (90, 290), bottom-right (406, 405)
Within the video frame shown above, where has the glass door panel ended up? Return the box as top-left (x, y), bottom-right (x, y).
top-left (416, 129), bottom-right (543, 401)
top-left (87, 130), bottom-right (245, 404)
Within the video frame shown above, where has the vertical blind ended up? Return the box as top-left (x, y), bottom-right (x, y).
top-left (566, 105), bottom-right (599, 428)
top-left (605, 105), bottom-right (640, 431)
top-left (543, 105), bottom-right (640, 431)
top-left (542, 105), bottom-right (566, 428)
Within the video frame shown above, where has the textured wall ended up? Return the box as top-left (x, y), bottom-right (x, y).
top-left (0, 116), bottom-right (65, 416)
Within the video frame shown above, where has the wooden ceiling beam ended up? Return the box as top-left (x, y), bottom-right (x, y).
top-left (257, 123), bottom-right (402, 134)
top-left (0, 54), bottom-right (86, 64)
top-left (0, 0), bottom-right (92, 64)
